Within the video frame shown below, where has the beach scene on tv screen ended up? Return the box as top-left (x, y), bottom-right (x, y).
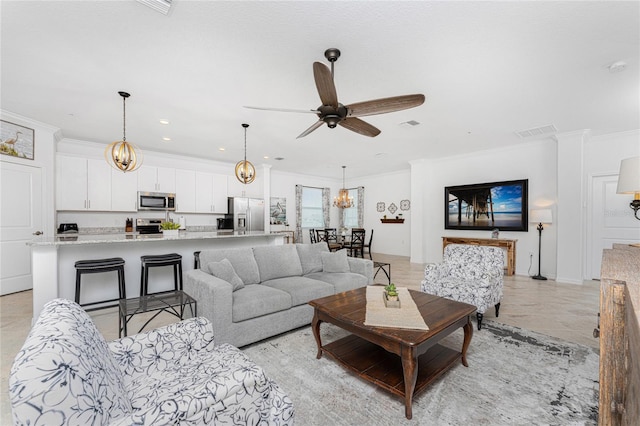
top-left (448, 184), bottom-right (523, 228)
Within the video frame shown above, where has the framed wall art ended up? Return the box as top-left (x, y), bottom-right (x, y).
top-left (444, 179), bottom-right (528, 231)
top-left (1, 120), bottom-right (34, 160)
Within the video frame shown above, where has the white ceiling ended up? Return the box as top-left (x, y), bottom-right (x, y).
top-left (1, 1), bottom-right (638, 179)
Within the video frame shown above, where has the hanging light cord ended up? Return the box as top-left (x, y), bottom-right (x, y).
top-left (122, 95), bottom-right (126, 142)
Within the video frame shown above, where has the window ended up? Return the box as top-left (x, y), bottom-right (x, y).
top-left (301, 187), bottom-right (324, 228)
top-left (343, 188), bottom-right (359, 228)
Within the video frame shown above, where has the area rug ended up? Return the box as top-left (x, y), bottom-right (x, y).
top-left (242, 320), bottom-right (599, 425)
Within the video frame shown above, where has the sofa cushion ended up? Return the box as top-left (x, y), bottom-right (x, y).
top-left (262, 276), bottom-right (334, 306)
top-left (199, 248), bottom-right (261, 285)
top-left (296, 242), bottom-right (329, 274)
top-left (305, 272), bottom-right (370, 293)
top-left (232, 284), bottom-right (292, 322)
top-left (253, 245), bottom-right (303, 281)
top-left (207, 259), bottom-right (244, 291)
top-left (321, 249), bottom-right (350, 273)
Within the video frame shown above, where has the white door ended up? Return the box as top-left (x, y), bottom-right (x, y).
top-left (1, 162), bottom-right (42, 295)
top-left (588, 174), bottom-right (640, 279)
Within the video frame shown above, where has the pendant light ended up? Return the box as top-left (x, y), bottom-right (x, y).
top-left (104, 91), bottom-right (143, 172)
top-left (235, 123), bottom-right (256, 184)
top-left (333, 166), bottom-right (353, 208)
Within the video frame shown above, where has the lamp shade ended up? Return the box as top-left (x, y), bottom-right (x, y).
top-left (616, 156), bottom-right (640, 194)
top-left (530, 209), bottom-right (552, 224)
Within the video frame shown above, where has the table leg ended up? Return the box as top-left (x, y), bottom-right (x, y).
top-left (461, 316), bottom-right (473, 367)
top-left (311, 310), bottom-right (323, 359)
top-left (401, 345), bottom-right (418, 419)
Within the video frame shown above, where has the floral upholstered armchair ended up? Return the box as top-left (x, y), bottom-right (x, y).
top-left (421, 244), bottom-right (504, 330)
top-left (10, 298), bottom-right (294, 425)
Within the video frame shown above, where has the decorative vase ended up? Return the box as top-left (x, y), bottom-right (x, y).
top-left (383, 291), bottom-right (401, 308)
top-left (163, 229), bottom-right (179, 238)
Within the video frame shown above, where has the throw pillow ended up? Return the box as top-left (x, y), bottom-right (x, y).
top-left (297, 242), bottom-right (329, 275)
top-left (321, 250), bottom-right (350, 273)
top-left (207, 258), bottom-right (245, 291)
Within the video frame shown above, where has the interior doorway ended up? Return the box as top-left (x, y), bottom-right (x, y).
top-left (1, 162), bottom-right (42, 295)
top-left (587, 173), bottom-right (640, 280)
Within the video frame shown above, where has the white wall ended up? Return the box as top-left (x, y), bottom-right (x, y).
top-left (411, 139), bottom-right (558, 278)
top-left (350, 170), bottom-right (412, 256)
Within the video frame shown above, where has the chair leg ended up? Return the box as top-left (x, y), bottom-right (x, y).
top-left (495, 302), bottom-right (501, 317)
top-left (476, 312), bottom-right (483, 330)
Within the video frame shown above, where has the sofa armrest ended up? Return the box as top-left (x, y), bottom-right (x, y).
top-left (347, 257), bottom-right (374, 284)
top-left (183, 269), bottom-right (234, 344)
top-left (108, 317), bottom-right (215, 380)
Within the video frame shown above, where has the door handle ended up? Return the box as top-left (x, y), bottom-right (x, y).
top-left (33, 231), bottom-right (43, 235)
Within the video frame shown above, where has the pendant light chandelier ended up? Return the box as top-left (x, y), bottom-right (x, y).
top-left (104, 91), bottom-right (143, 172)
top-left (235, 123), bottom-right (256, 184)
top-left (333, 166), bottom-right (353, 208)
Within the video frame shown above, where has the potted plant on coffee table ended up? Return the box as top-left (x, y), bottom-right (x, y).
top-left (383, 283), bottom-right (401, 308)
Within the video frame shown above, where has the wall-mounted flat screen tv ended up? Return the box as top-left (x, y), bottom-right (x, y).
top-left (444, 179), bottom-right (528, 232)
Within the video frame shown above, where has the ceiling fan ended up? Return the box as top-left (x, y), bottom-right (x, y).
top-left (245, 48), bottom-right (425, 139)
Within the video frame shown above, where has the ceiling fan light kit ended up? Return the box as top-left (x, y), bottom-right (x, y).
top-left (104, 91), bottom-right (143, 173)
top-left (246, 48), bottom-right (425, 139)
top-left (235, 123), bottom-right (256, 184)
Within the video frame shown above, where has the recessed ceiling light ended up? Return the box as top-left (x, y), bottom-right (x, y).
top-left (218, 147), bottom-right (225, 151)
top-left (162, 137), bottom-right (171, 141)
top-left (263, 155), bottom-right (269, 159)
top-left (374, 153), bottom-right (387, 158)
top-left (159, 119), bottom-right (170, 125)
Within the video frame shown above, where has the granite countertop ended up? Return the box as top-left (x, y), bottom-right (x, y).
top-left (29, 230), bottom-right (286, 247)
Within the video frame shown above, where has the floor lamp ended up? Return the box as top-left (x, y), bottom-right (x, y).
top-left (530, 209), bottom-right (552, 280)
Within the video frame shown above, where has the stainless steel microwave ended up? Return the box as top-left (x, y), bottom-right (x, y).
top-left (137, 192), bottom-right (176, 211)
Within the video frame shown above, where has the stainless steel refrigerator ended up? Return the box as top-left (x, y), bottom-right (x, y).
top-left (226, 197), bottom-right (265, 232)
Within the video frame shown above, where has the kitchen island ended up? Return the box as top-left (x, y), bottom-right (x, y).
top-left (29, 231), bottom-right (285, 320)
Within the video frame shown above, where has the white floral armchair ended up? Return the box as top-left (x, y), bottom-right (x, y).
top-left (10, 298), bottom-right (294, 425)
top-left (421, 244), bottom-right (504, 330)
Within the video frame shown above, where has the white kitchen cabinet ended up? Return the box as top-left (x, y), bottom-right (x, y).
top-left (56, 155), bottom-right (111, 211)
top-left (213, 174), bottom-right (228, 214)
top-left (227, 174), bottom-right (262, 198)
top-left (195, 172), bottom-right (228, 213)
top-left (175, 169), bottom-right (196, 213)
top-left (111, 168), bottom-right (138, 211)
top-left (137, 166), bottom-right (175, 193)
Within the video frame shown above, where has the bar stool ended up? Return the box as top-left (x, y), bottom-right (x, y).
top-left (74, 257), bottom-right (126, 311)
top-left (140, 253), bottom-right (183, 296)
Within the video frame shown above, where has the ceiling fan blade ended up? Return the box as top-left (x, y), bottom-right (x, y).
top-left (338, 117), bottom-right (381, 137)
top-left (313, 62), bottom-right (338, 108)
top-left (296, 120), bottom-right (325, 139)
top-left (244, 106), bottom-right (319, 114)
top-left (346, 94), bottom-right (425, 117)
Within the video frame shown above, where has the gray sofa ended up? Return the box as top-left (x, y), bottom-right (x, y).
top-left (185, 243), bottom-right (373, 347)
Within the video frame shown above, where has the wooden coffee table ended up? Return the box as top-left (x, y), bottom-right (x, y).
top-left (309, 287), bottom-right (476, 419)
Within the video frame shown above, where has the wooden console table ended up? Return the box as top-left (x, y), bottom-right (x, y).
top-left (442, 236), bottom-right (517, 276)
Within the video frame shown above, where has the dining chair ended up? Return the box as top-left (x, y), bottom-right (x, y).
top-left (362, 229), bottom-right (374, 260)
top-left (343, 229), bottom-right (366, 257)
top-left (309, 229), bottom-right (317, 244)
top-left (319, 228), bottom-right (341, 251)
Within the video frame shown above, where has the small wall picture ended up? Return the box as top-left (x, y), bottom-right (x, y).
top-left (270, 197), bottom-right (287, 225)
top-left (1, 120), bottom-right (34, 160)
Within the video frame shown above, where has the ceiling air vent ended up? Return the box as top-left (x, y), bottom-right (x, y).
top-left (515, 124), bottom-right (558, 139)
top-left (399, 120), bottom-right (420, 127)
top-left (137, 0), bottom-right (172, 15)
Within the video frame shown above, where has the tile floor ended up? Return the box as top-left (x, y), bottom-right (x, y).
top-left (0, 254), bottom-right (601, 424)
